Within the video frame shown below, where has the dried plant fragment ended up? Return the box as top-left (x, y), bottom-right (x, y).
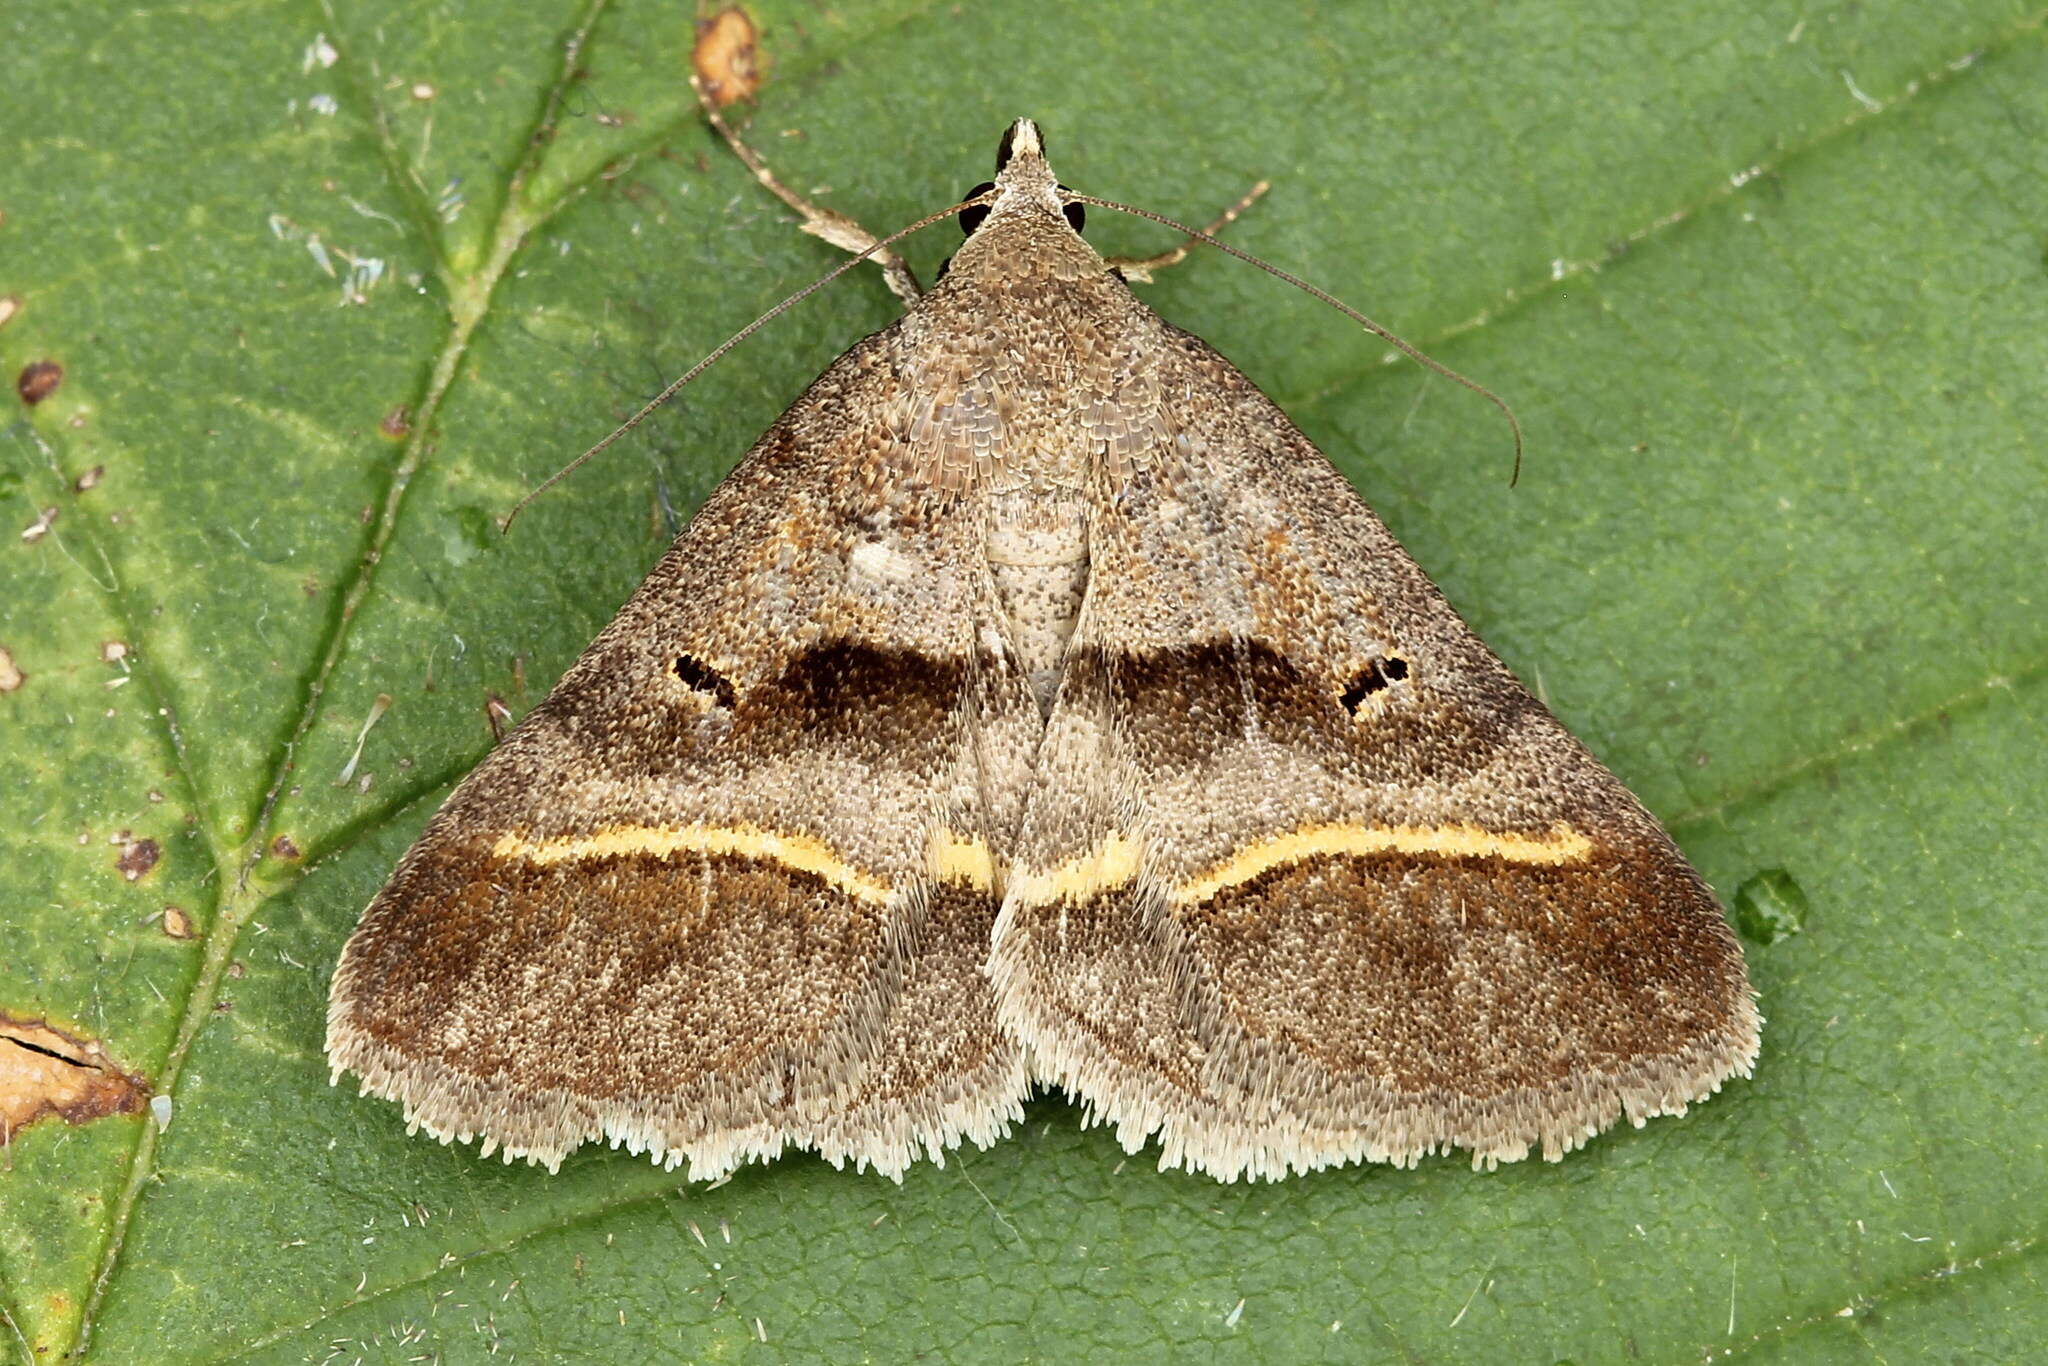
top-left (692, 7), bottom-right (761, 106)
top-left (16, 360), bottom-right (62, 405)
top-left (0, 1014), bottom-right (148, 1135)
top-left (114, 833), bottom-right (161, 881)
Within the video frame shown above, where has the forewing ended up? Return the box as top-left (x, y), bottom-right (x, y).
top-left (990, 324), bottom-right (1759, 1180)
top-left (328, 336), bottom-right (1036, 1180)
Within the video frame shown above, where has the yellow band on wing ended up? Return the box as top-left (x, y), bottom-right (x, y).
top-left (1173, 821), bottom-right (1593, 905)
top-left (926, 827), bottom-right (999, 892)
top-left (1005, 833), bottom-right (1145, 909)
top-left (490, 823), bottom-right (894, 905)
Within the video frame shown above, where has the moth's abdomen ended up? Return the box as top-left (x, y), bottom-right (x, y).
top-left (985, 487), bottom-right (1089, 717)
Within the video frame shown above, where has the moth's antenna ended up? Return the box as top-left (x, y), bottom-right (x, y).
top-left (499, 193), bottom-right (995, 533)
top-left (1067, 192), bottom-right (1524, 485)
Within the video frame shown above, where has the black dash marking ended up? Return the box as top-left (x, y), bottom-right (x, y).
top-left (675, 653), bottom-right (737, 709)
top-left (1341, 655), bottom-right (1410, 713)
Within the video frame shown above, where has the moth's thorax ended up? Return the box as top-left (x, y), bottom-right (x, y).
top-left (894, 170), bottom-right (1159, 715)
top-left (895, 202), bottom-right (1149, 713)
top-left (890, 217), bottom-right (1165, 496)
top-left (946, 206), bottom-right (1104, 289)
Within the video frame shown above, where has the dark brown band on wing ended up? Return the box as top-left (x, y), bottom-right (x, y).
top-left (333, 838), bottom-right (889, 1099)
top-left (754, 642), bottom-right (967, 745)
top-left (1063, 637), bottom-right (1540, 782)
top-left (581, 640), bottom-right (969, 783)
top-left (1175, 833), bottom-right (1751, 1097)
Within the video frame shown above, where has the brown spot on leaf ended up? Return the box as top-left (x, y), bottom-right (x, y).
top-left (272, 834), bottom-right (302, 860)
top-left (114, 834), bottom-right (161, 882)
top-left (693, 7), bottom-right (762, 106)
top-left (0, 295), bottom-right (20, 330)
top-left (16, 360), bottom-right (62, 406)
top-left (0, 1014), bottom-right (148, 1136)
top-left (100, 640), bottom-right (128, 664)
top-left (379, 405), bottom-right (411, 439)
top-left (74, 464), bottom-right (104, 492)
top-left (0, 646), bottom-right (21, 693)
top-left (160, 906), bottom-right (195, 939)
top-left (21, 506), bottom-right (57, 542)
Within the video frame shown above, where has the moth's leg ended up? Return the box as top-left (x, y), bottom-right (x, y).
top-left (692, 77), bottom-right (923, 303)
top-left (1105, 179), bottom-right (1271, 283)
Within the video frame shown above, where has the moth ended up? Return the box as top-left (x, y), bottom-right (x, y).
top-left (328, 119), bottom-right (1759, 1183)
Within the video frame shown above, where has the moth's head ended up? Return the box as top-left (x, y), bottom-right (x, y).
top-left (944, 118), bottom-right (1096, 281)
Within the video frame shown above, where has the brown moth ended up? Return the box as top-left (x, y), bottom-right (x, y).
top-left (328, 120), bottom-right (1759, 1183)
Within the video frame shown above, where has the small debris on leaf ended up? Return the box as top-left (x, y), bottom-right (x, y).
top-left (693, 8), bottom-right (762, 106)
top-left (16, 360), bottom-right (62, 405)
top-left (115, 834), bottom-right (161, 881)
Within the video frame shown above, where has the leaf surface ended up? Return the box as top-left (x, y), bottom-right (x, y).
top-left (2, 2), bottom-right (2043, 1361)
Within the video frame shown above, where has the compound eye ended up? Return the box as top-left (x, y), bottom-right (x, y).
top-left (959, 181), bottom-right (997, 236)
top-left (1058, 187), bottom-right (1085, 234)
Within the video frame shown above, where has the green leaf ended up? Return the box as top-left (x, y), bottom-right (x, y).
top-left (3, 1), bottom-right (2044, 1361)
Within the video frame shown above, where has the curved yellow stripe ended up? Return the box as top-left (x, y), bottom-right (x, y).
top-left (926, 827), bottom-right (1000, 891)
top-left (490, 823), bottom-right (893, 905)
top-left (1007, 834), bottom-right (1144, 909)
top-left (1173, 821), bottom-right (1593, 906)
